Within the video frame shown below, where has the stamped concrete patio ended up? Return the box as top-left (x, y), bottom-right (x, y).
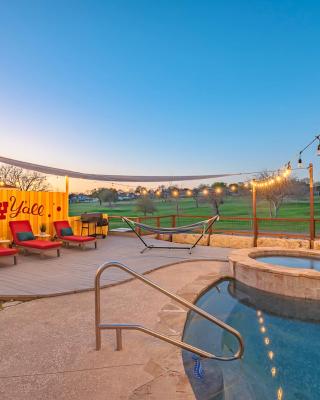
top-left (0, 236), bottom-right (230, 300)
top-left (0, 259), bottom-right (230, 400)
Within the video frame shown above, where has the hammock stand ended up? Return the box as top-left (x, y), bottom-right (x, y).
top-left (122, 216), bottom-right (219, 254)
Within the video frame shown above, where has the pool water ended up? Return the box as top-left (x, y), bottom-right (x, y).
top-left (256, 255), bottom-right (320, 270)
top-left (183, 279), bottom-right (320, 399)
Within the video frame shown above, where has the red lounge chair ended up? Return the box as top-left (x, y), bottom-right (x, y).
top-left (0, 247), bottom-right (18, 265)
top-left (9, 220), bottom-right (62, 258)
top-left (54, 220), bottom-right (97, 249)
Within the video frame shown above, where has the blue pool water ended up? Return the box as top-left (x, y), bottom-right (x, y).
top-left (183, 279), bottom-right (320, 399)
top-left (256, 255), bottom-right (320, 271)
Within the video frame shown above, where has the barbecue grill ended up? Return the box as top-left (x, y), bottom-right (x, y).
top-left (80, 213), bottom-right (108, 238)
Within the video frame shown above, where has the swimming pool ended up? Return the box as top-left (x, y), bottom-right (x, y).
top-left (183, 279), bottom-right (320, 399)
top-left (256, 255), bottom-right (320, 271)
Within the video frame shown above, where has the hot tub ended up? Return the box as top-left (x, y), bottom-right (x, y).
top-left (255, 255), bottom-right (320, 270)
top-left (228, 248), bottom-right (320, 300)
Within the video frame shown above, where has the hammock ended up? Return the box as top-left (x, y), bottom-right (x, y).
top-left (122, 215), bottom-right (219, 253)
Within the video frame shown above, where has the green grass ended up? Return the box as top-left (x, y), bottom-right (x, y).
top-left (69, 196), bottom-right (320, 235)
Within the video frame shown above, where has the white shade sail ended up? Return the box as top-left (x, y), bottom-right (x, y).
top-left (0, 156), bottom-right (256, 183)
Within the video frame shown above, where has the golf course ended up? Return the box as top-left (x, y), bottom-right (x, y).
top-left (69, 195), bottom-right (319, 234)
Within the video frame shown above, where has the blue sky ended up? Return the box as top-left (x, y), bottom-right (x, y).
top-left (0, 1), bottom-right (319, 189)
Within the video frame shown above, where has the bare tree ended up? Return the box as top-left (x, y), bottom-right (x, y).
top-left (208, 183), bottom-right (227, 215)
top-left (257, 173), bottom-right (308, 217)
top-left (0, 165), bottom-right (49, 191)
top-left (192, 188), bottom-right (200, 208)
top-left (136, 197), bottom-right (157, 216)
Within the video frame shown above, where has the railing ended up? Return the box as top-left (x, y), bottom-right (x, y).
top-left (108, 214), bottom-right (317, 245)
top-left (95, 262), bottom-right (244, 361)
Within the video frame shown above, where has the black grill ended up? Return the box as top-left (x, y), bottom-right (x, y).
top-left (80, 213), bottom-right (108, 238)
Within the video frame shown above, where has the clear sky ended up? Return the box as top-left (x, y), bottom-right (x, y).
top-left (0, 1), bottom-right (319, 191)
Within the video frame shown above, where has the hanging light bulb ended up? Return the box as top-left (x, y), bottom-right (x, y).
top-left (298, 153), bottom-right (303, 168)
top-left (172, 190), bottom-right (179, 197)
top-left (317, 139), bottom-right (320, 156)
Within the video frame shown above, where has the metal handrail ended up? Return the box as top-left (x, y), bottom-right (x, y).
top-left (95, 262), bottom-right (244, 361)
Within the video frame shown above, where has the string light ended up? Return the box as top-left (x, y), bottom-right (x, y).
top-left (215, 186), bottom-right (222, 194)
top-left (202, 188), bottom-right (209, 195)
top-left (230, 184), bottom-right (237, 192)
top-left (247, 162), bottom-right (292, 189)
top-left (296, 133), bottom-right (320, 166)
top-left (186, 189), bottom-right (193, 196)
top-left (172, 190), bottom-right (179, 197)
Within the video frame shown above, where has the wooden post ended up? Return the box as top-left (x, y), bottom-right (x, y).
top-left (252, 184), bottom-right (258, 247)
top-left (170, 215), bottom-right (176, 242)
top-left (172, 214), bottom-right (176, 227)
top-left (65, 175), bottom-right (69, 219)
top-left (309, 163), bottom-right (315, 248)
top-left (156, 216), bottom-right (160, 240)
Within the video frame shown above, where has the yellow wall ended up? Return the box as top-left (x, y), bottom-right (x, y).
top-left (0, 189), bottom-right (108, 240)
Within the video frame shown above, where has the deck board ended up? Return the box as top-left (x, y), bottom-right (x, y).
top-left (0, 236), bottom-right (230, 300)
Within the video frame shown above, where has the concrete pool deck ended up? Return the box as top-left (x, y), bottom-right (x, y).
top-left (0, 236), bottom-right (230, 300)
top-left (0, 259), bottom-right (230, 400)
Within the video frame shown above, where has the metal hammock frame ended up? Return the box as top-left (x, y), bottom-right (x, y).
top-left (122, 215), bottom-right (219, 254)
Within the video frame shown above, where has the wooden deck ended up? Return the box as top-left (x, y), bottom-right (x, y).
top-left (0, 236), bottom-right (230, 300)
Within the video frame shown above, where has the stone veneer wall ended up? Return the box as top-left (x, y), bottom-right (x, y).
top-left (157, 233), bottom-right (314, 249)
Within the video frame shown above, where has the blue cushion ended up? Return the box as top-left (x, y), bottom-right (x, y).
top-left (17, 231), bottom-right (35, 241)
top-left (61, 227), bottom-right (73, 236)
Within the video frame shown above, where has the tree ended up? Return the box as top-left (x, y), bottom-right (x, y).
top-left (135, 197), bottom-right (157, 216)
top-left (192, 188), bottom-right (200, 208)
top-left (0, 165), bottom-right (49, 191)
top-left (257, 173), bottom-right (308, 217)
top-left (91, 188), bottom-right (118, 207)
top-left (135, 186), bottom-right (147, 196)
top-left (208, 183), bottom-right (226, 215)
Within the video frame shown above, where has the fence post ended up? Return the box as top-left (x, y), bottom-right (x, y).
top-left (156, 216), bottom-right (160, 240)
top-left (170, 215), bottom-right (176, 242)
top-left (309, 163), bottom-right (315, 248)
top-left (252, 185), bottom-right (258, 247)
